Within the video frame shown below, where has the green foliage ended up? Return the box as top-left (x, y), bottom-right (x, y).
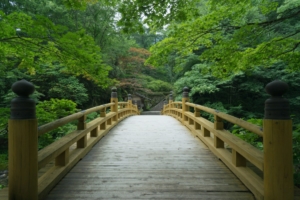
top-left (0, 109), bottom-right (9, 173)
top-left (147, 80), bottom-right (173, 92)
top-left (174, 64), bottom-right (220, 98)
top-left (231, 119), bottom-right (263, 150)
top-left (145, 0), bottom-right (300, 78)
top-left (37, 98), bottom-right (77, 121)
top-left (0, 108), bottom-right (10, 138)
top-left (202, 102), bottom-right (228, 122)
top-left (48, 76), bottom-right (88, 106)
top-left (86, 112), bottom-right (100, 123)
top-left (36, 99), bottom-right (77, 149)
top-left (0, 11), bottom-right (112, 86)
top-left (117, 0), bottom-right (199, 32)
top-left (0, 154), bottom-right (8, 171)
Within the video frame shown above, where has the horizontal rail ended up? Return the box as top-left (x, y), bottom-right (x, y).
top-left (37, 112), bottom-right (117, 170)
top-left (185, 102), bottom-right (263, 137)
top-left (36, 99), bottom-right (138, 199)
top-left (163, 90), bottom-right (295, 200)
top-left (4, 79), bottom-right (141, 200)
top-left (38, 103), bottom-right (115, 136)
top-left (163, 103), bottom-right (264, 199)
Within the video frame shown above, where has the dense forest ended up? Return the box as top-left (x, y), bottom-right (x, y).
top-left (1, 0), bottom-right (300, 187)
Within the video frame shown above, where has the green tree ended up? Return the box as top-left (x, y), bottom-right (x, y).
top-left (142, 0), bottom-right (300, 78)
top-left (0, 11), bottom-right (112, 86)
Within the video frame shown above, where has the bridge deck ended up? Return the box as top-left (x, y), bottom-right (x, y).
top-left (46, 116), bottom-right (254, 199)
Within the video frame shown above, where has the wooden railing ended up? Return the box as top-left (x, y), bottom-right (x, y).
top-left (5, 80), bottom-right (139, 200)
top-left (162, 82), bottom-right (294, 200)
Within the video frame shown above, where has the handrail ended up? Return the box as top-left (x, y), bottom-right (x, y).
top-left (4, 80), bottom-right (139, 200)
top-left (185, 102), bottom-right (263, 137)
top-left (38, 103), bottom-right (114, 136)
top-left (162, 82), bottom-right (294, 200)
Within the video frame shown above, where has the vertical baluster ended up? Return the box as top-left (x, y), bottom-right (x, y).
top-left (77, 115), bottom-right (87, 148)
top-left (232, 149), bottom-right (246, 167)
top-left (214, 115), bottom-right (224, 148)
top-left (56, 149), bottom-right (70, 166)
top-left (194, 108), bottom-right (201, 131)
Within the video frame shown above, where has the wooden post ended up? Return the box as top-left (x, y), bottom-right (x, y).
top-left (163, 100), bottom-right (167, 114)
top-left (232, 149), bottom-right (246, 167)
top-left (90, 127), bottom-right (99, 137)
top-left (169, 91), bottom-right (173, 114)
top-left (128, 94), bottom-right (132, 114)
top-left (202, 127), bottom-right (210, 137)
top-left (214, 115), bottom-right (223, 130)
top-left (263, 80), bottom-right (293, 200)
top-left (100, 108), bottom-right (107, 130)
top-left (182, 87), bottom-right (189, 122)
top-left (55, 149), bottom-right (69, 166)
top-left (133, 100), bottom-right (136, 114)
top-left (194, 108), bottom-right (201, 130)
top-left (9, 80), bottom-right (38, 200)
top-left (77, 115), bottom-right (87, 148)
top-left (214, 115), bottom-right (224, 148)
top-left (111, 87), bottom-right (118, 122)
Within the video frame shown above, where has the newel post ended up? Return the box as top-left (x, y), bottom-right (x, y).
top-left (169, 91), bottom-right (173, 114)
top-left (111, 87), bottom-right (118, 121)
top-left (169, 91), bottom-right (173, 104)
top-left (128, 94), bottom-right (132, 107)
top-left (128, 94), bottom-right (132, 114)
top-left (182, 87), bottom-right (189, 122)
top-left (263, 80), bottom-right (293, 200)
top-left (9, 80), bottom-right (38, 200)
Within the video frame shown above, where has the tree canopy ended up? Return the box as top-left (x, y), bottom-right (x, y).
top-left (116, 0), bottom-right (300, 78)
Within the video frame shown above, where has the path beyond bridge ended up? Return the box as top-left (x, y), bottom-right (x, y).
top-left (46, 116), bottom-right (254, 200)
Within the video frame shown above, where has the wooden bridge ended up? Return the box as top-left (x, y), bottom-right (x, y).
top-left (0, 80), bottom-right (299, 200)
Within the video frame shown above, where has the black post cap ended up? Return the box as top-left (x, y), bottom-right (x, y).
top-left (182, 87), bottom-right (189, 98)
top-left (169, 91), bottom-right (173, 101)
top-left (128, 94), bottom-right (132, 100)
top-left (10, 79), bottom-right (36, 119)
top-left (111, 87), bottom-right (117, 98)
top-left (264, 80), bottom-right (290, 119)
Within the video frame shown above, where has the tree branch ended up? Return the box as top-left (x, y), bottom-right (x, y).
top-left (276, 42), bottom-right (300, 57)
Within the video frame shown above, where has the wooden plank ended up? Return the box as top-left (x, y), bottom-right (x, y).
top-left (38, 115), bottom-right (132, 200)
top-left (47, 191), bottom-right (255, 200)
top-left (38, 112), bottom-right (117, 170)
top-left (46, 116), bottom-right (254, 200)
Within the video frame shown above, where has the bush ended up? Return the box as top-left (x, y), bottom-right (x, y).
top-left (37, 99), bottom-right (78, 149)
top-left (0, 154), bottom-right (8, 171)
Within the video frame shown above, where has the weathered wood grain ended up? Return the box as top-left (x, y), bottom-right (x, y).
top-left (46, 116), bottom-right (255, 199)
